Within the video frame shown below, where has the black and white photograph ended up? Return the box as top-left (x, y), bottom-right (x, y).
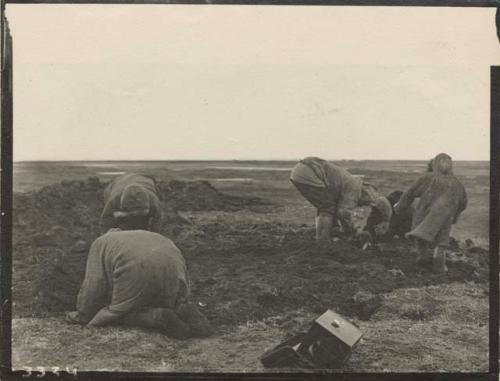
top-left (2, 3), bottom-right (499, 375)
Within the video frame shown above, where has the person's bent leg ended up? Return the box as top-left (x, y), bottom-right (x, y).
top-left (406, 233), bottom-right (430, 265)
top-left (432, 246), bottom-right (448, 275)
top-left (415, 238), bottom-right (429, 264)
top-left (432, 223), bottom-right (451, 275)
top-left (120, 308), bottom-right (191, 339)
top-left (291, 180), bottom-right (336, 242)
top-left (315, 212), bottom-right (334, 242)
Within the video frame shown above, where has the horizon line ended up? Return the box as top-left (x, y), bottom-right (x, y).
top-left (13, 158), bottom-right (490, 163)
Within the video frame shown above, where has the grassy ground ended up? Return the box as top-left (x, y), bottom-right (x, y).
top-left (11, 160), bottom-right (490, 372)
top-left (12, 282), bottom-right (488, 372)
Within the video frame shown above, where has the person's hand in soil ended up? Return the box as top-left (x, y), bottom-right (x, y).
top-left (331, 225), bottom-right (343, 237)
top-left (354, 230), bottom-right (373, 249)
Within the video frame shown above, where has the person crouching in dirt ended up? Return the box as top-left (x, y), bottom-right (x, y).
top-left (100, 173), bottom-right (163, 233)
top-left (65, 213), bottom-right (213, 339)
top-left (359, 190), bottom-right (414, 244)
top-left (290, 156), bottom-right (379, 241)
top-left (393, 153), bottom-right (467, 275)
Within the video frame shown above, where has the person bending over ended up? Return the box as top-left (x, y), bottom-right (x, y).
top-left (290, 156), bottom-right (378, 241)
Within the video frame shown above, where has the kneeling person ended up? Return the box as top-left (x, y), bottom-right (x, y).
top-left (66, 214), bottom-right (212, 339)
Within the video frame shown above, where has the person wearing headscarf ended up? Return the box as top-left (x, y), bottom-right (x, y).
top-left (100, 173), bottom-right (163, 233)
top-left (66, 212), bottom-right (212, 339)
top-left (290, 157), bottom-right (379, 241)
top-left (362, 190), bottom-right (414, 243)
top-left (394, 153), bottom-right (467, 274)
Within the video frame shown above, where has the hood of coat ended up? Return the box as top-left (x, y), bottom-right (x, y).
top-left (431, 153), bottom-right (453, 175)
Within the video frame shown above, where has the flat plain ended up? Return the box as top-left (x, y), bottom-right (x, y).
top-left (11, 160), bottom-right (490, 372)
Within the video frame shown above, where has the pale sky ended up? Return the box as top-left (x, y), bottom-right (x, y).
top-left (6, 5), bottom-right (500, 161)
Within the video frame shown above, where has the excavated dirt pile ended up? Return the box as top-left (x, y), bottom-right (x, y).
top-left (12, 177), bottom-right (274, 318)
top-left (157, 180), bottom-right (272, 213)
top-left (13, 177), bottom-right (488, 330)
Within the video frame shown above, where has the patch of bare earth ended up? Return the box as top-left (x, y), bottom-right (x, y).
top-left (12, 178), bottom-right (489, 372)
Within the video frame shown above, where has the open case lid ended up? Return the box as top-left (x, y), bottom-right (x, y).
top-left (313, 310), bottom-right (363, 348)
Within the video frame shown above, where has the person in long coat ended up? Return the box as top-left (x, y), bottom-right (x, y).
top-left (394, 153), bottom-right (467, 274)
top-left (100, 173), bottom-right (163, 233)
top-left (66, 214), bottom-right (212, 339)
top-left (290, 157), bottom-right (379, 241)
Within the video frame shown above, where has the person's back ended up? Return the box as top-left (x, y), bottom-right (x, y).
top-left (406, 155), bottom-right (467, 238)
top-left (75, 229), bottom-right (189, 326)
top-left (97, 230), bottom-right (188, 311)
top-left (294, 157), bottom-right (361, 201)
top-left (414, 173), bottom-right (465, 218)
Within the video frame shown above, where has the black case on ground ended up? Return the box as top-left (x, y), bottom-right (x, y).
top-left (260, 310), bottom-right (363, 370)
top-left (260, 332), bottom-right (316, 369)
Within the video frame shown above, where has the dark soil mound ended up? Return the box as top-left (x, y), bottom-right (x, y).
top-left (181, 223), bottom-right (488, 326)
top-left (12, 177), bottom-right (274, 318)
top-left (158, 180), bottom-right (272, 213)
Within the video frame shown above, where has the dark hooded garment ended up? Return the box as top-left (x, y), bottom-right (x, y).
top-left (75, 229), bottom-right (190, 326)
top-left (387, 191), bottom-right (414, 238)
top-left (395, 154), bottom-right (467, 247)
top-left (364, 191), bottom-right (413, 241)
top-left (100, 173), bottom-right (163, 233)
